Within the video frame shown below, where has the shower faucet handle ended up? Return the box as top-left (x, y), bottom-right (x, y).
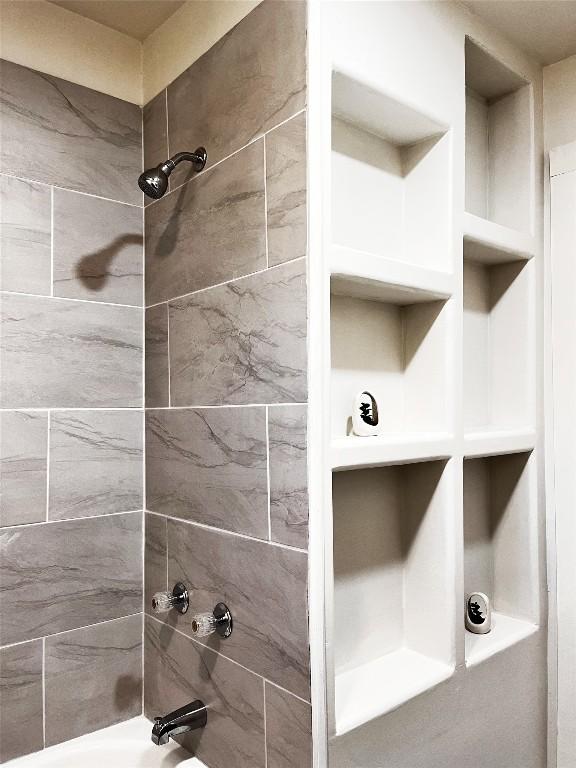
top-left (191, 602), bottom-right (233, 639)
top-left (151, 582), bottom-right (189, 615)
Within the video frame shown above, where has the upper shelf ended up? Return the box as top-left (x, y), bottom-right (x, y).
top-left (464, 428), bottom-right (536, 458)
top-left (331, 432), bottom-right (453, 471)
top-left (463, 212), bottom-right (536, 263)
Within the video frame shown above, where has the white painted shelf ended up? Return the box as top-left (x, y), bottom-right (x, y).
top-left (331, 433), bottom-right (453, 471)
top-left (335, 649), bottom-right (454, 735)
top-left (463, 212), bottom-right (536, 263)
top-left (329, 244), bottom-right (454, 304)
top-left (463, 428), bottom-right (536, 458)
top-left (465, 613), bottom-right (538, 668)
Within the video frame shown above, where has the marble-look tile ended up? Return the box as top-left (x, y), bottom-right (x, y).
top-left (169, 259), bottom-right (307, 406)
top-left (266, 113), bottom-right (307, 267)
top-left (143, 91), bottom-right (168, 208)
top-left (146, 408), bottom-right (267, 538)
top-left (145, 304), bottom-right (169, 407)
top-left (0, 640), bottom-right (43, 763)
top-left (268, 405), bottom-right (308, 549)
top-left (0, 411), bottom-right (47, 527)
top-left (145, 616), bottom-right (265, 768)
top-left (45, 615), bottom-right (142, 746)
top-left (53, 189), bottom-right (143, 305)
top-left (265, 683), bottom-right (313, 768)
top-left (145, 512), bottom-right (167, 616)
top-left (167, 0), bottom-right (306, 188)
top-left (0, 294), bottom-right (142, 408)
top-left (49, 410), bottom-right (143, 520)
top-left (0, 60), bottom-right (141, 205)
top-left (145, 141), bottom-right (266, 305)
top-left (0, 175), bottom-right (51, 295)
top-left (0, 512), bottom-right (142, 645)
top-left (167, 519), bottom-right (310, 700)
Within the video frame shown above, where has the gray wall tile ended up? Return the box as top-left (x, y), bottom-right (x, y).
top-left (45, 615), bottom-right (142, 746)
top-left (167, 519), bottom-right (310, 700)
top-left (265, 683), bottom-right (312, 768)
top-left (0, 60), bottom-right (142, 205)
top-left (169, 259), bottom-right (307, 406)
top-left (0, 512), bottom-right (142, 645)
top-left (145, 304), bottom-right (169, 407)
top-left (53, 189), bottom-right (143, 306)
top-left (269, 405), bottom-right (308, 549)
top-left (166, 0), bottom-right (306, 187)
top-left (0, 294), bottom-right (142, 408)
top-left (0, 175), bottom-right (51, 295)
top-left (145, 616), bottom-right (265, 768)
top-left (0, 411), bottom-right (47, 527)
top-left (145, 512), bottom-right (167, 615)
top-left (0, 640), bottom-right (43, 762)
top-left (146, 407), bottom-right (268, 538)
top-left (145, 141), bottom-right (266, 305)
top-left (49, 410), bottom-right (143, 520)
top-left (266, 113), bottom-right (307, 267)
top-left (143, 91), bottom-right (168, 209)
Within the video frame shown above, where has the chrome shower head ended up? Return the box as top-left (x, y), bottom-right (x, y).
top-left (138, 147), bottom-right (207, 200)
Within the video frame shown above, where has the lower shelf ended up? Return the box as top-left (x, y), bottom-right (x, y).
top-left (331, 432), bottom-right (453, 470)
top-left (465, 613), bottom-right (538, 668)
top-left (335, 649), bottom-right (454, 735)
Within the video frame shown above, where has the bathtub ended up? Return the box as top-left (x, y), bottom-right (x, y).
top-left (6, 716), bottom-right (207, 768)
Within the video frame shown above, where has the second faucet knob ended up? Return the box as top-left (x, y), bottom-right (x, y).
top-left (191, 602), bottom-right (233, 638)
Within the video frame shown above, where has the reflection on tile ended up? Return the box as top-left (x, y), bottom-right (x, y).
top-left (169, 259), bottom-right (307, 406)
top-left (145, 616), bottom-right (265, 768)
top-left (145, 304), bottom-right (169, 407)
top-left (167, 0), bottom-right (306, 186)
top-left (0, 411), bottom-right (47, 527)
top-left (0, 640), bottom-right (43, 763)
top-left (0, 294), bottom-right (142, 408)
top-left (0, 60), bottom-right (142, 205)
top-left (143, 91), bottom-right (168, 208)
top-left (268, 405), bottom-right (308, 549)
top-left (53, 189), bottom-right (143, 305)
top-left (145, 141), bottom-right (266, 305)
top-left (0, 175), bottom-right (51, 295)
top-left (145, 512), bottom-right (167, 615)
top-left (45, 615), bottom-right (142, 746)
top-left (265, 683), bottom-right (312, 768)
top-left (146, 408), bottom-right (267, 537)
top-left (167, 519), bottom-right (309, 700)
top-left (266, 113), bottom-right (307, 267)
top-left (49, 410), bottom-right (143, 520)
top-left (0, 512), bottom-right (142, 645)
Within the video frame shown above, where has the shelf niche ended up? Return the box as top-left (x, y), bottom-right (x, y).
top-left (465, 37), bottom-right (532, 233)
top-left (333, 460), bottom-right (453, 733)
top-left (463, 257), bottom-right (532, 433)
top-left (464, 452), bottom-right (538, 666)
top-left (331, 71), bottom-right (451, 272)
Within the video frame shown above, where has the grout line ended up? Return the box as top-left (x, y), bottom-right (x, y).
top-left (45, 412), bottom-right (51, 522)
top-left (146, 256), bottom-right (306, 310)
top-left (166, 302), bottom-right (171, 408)
top-left (263, 678), bottom-right (268, 768)
top-left (0, 407), bottom-right (145, 413)
top-left (0, 508), bottom-right (142, 531)
top-left (0, 171), bottom-right (142, 209)
top-left (50, 187), bottom-right (54, 298)
top-left (42, 637), bottom-right (46, 748)
top-left (266, 406), bottom-right (272, 541)
top-left (0, 403), bottom-right (307, 414)
top-left (165, 514), bottom-right (169, 591)
top-left (263, 136), bottom-right (269, 270)
top-left (165, 88), bottom-right (171, 194)
top-left (0, 290), bottom-right (142, 310)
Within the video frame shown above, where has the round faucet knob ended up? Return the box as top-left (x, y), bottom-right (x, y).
top-left (191, 602), bottom-right (233, 639)
top-left (191, 611), bottom-right (217, 637)
top-left (151, 582), bottom-right (189, 614)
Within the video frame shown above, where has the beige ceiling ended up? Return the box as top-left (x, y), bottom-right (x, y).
top-left (48, 0), bottom-right (186, 41)
top-left (463, 0), bottom-right (576, 66)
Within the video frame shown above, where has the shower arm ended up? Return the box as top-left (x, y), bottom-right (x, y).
top-left (161, 149), bottom-right (207, 174)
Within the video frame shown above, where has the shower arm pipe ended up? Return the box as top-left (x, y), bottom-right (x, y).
top-left (160, 149), bottom-right (207, 174)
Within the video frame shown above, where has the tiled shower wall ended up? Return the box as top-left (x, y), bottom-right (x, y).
top-left (0, 60), bottom-right (144, 762)
top-left (142, 2), bottom-right (312, 767)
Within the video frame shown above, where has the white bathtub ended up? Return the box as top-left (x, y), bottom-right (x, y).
top-left (6, 716), bottom-right (207, 768)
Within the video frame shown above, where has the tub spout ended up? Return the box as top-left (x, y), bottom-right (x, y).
top-left (151, 699), bottom-right (207, 745)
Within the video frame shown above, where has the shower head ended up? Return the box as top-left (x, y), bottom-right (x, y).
top-left (138, 147), bottom-right (207, 200)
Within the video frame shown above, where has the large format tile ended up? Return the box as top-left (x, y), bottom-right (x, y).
top-left (144, 512), bottom-right (167, 615)
top-left (145, 617), bottom-right (265, 768)
top-left (53, 189), bottom-right (143, 305)
top-left (0, 640), bottom-right (43, 763)
top-left (0, 175), bottom-right (51, 295)
top-left (45, 615), bottom-right (142, 746)
top-left (146, 407), bottom-right (267, 538)
top-left (0, 512), bottom-right (142, 645)
top-left (266, 113), bottom-right (307, 267)
top-left (0, 294), bottom-right (142, 408)
top-left (166, 0), bottom-right (306, 187)
top-left (0, 411), bottom-right (47, 527)
top-left (268, 405), bottom-right (308, 549)
top-left (265, 683), bottom-right (313, 768)
top-left (167, 519), bottom-right (310, 700)
top-left (145, 304), bottom-right (169, 407)
top-left (169, 259), bottom-right (307, 406)
top-left (0, 60), bottom-right (141, 205)
top-left (49, 410), bottom-right (143, 520)
top-left (145, 141), bottom-right (266, 305)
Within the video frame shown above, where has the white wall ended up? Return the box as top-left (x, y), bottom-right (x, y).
top-left (544, 54), bottom-right (576, 149)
